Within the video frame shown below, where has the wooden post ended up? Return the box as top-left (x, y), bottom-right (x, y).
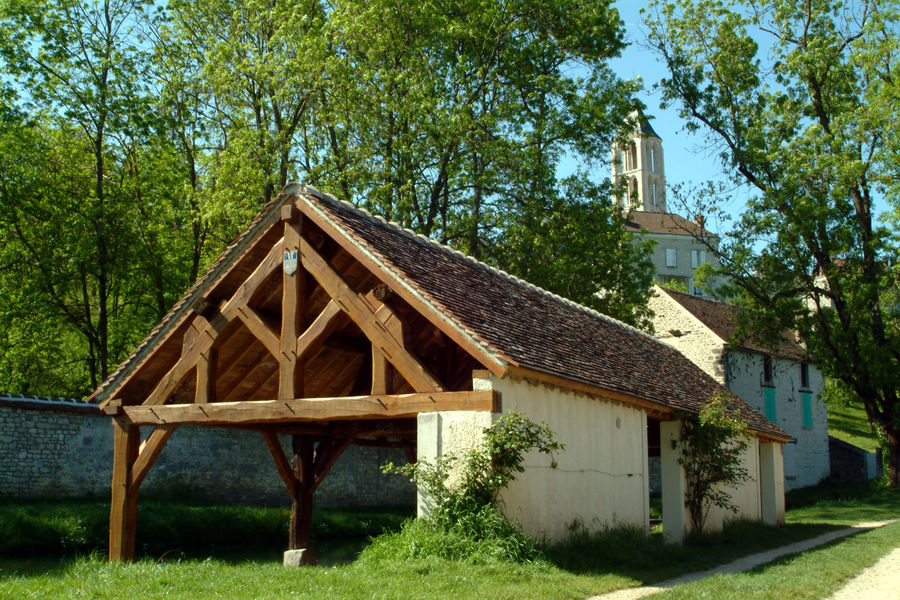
top-left (280, 206), bottom-right (305, 401)
top-left (290, 435), bottom-right (315, 552)
top-left (109, 417), bottom-right (140, 561)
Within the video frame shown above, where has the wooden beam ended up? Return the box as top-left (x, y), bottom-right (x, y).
top-left (143, 312), bottom-right (229, 407)
top-left (296, 192), bottom-right (509, 379)
top-left (118, 390), bottom-right (500, 426)
top-left (220, 238), bottom-right (285, 321)
top-left (260, 431), bottom-right (299, 497)
top-left (311, 437), bottom-right (352, 492)
top-left (195, 349), bottom-right (216, 404)
top-left (371, 344), bottom-right (392, 395)
top-left (109, 418), bottom-right (139, 562)
top-left (143, 239), bottom-right (287, 408)
top-left (280, 218), bottom-right (304, 401)
top-left (296, 299), bottom-right (344, 363)
top-left (298, 236), bottom-right (444, 393)
top-left (236, 305), bottom-right (280, 359)
top-left (131, 426), bottom-right (177, 490)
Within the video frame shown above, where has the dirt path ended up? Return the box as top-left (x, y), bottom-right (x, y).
top-left (824, 546), bottom-right (900, 600)
top-left (589, 520), bottom-right (898, 600)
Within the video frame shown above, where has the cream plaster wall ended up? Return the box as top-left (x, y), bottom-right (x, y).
top-left (494, 376), bottom-right (649, 541)
top-left (700, 436), bottom-right (762, 533)
top-left (417, 374), bottom-right (650, 541)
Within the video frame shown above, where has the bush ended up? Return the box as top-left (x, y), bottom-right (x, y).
top-left (381, 412), bottom-right (563, 563)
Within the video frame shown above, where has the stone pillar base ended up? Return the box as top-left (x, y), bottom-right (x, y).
top-left (283, 548), bottom-right (317, 566)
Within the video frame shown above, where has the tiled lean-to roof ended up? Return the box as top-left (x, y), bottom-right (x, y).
top-left (656, 287), bottom-right (810, 362)
top-left (91, 183), bottom-right (788, 441)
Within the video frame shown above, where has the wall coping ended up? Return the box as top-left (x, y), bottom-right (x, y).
top-left (0, 394), bottom-right (101, 414)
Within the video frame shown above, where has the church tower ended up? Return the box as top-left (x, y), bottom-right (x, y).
top-left (611, 112), bottom-right (666, 212)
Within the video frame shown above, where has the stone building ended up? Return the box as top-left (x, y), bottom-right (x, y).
top-left (612, 113), bottom-right (721, 297)
top-left (649, 285), bottom-right (830, 490)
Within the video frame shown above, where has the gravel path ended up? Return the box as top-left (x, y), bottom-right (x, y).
top-left (824, 546), bottom-right (900, 600)
top-left (589, 520), bottom-right (898, 600)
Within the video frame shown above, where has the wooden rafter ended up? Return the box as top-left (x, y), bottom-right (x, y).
top-left (298, 235), bottom-right (444, 393)
top-left (111, 390), bottom-right (499, 426)
top-left (125, 239), bottom-right (285, 409)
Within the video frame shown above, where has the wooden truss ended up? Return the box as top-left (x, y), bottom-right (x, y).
top-left (103, 202), bottom-right (499, 562)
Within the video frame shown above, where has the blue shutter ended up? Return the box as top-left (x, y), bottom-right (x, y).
top-left (764, 387), bottom-right (777, 422)
top-left (801, 391), bottom-right (813, 428)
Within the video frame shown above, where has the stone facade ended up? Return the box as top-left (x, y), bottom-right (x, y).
top-left (0, 398), bottom-right (414, 507)
top-left (649, 289), bottom-right (830, 491)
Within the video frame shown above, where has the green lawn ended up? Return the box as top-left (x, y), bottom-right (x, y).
top-left (828, 398), bottom-right (879, 453)
top-left (651, 521), bottom-right (900, 600)
top-left (1, 484), bottom-right (897, 600)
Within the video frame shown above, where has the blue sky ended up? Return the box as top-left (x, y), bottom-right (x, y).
top-left (608, 2), bottom-right (750, 229)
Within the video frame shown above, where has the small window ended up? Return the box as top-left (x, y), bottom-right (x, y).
top-left (691, 249), bottom-right (707, 269)
top-left (651, 147), bottom-right (656, 172)
top-left (629, 142), bottom-right (637, 171)
top-left (763, 356), bottom-right (774, 385)
top-left (666, 248), bottom-right (677, 267)
top-left (651, 181), bottom-right (657, 206)
top-left (800, 363), bottom-right (810, 389)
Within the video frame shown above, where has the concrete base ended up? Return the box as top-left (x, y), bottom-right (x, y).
top-left (283, 548), bottom-right (317, 566)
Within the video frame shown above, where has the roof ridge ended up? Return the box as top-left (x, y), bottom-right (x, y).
top-left (300, 185), bottom-right (661, 346)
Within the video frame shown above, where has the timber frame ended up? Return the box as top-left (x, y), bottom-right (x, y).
top-left (100, 194), bottom-right (500, 562)
top-left (94, 183), bottom-right (790, 562)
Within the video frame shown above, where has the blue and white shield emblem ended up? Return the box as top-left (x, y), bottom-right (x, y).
top-left (283, 250), bottom-right (298, 275)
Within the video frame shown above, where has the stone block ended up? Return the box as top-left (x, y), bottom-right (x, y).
top-left (283, 548), bottom-right (317, 567)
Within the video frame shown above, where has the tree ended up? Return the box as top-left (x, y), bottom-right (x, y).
top-left (645, 0), bottom-right (900, 483)
top-left (679, 393), bottom-right (751, 534)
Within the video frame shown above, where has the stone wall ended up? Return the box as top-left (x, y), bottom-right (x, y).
top-left (829, 436), bottom-right (881, 483)
top-left (0, 398), bottom-right (414, 507)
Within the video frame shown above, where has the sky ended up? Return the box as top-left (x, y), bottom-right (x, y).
top-left (608, 2), bottom-right (750, 230)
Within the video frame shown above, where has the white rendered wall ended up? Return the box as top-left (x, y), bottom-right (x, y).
top-left (419, 374), bottom-right (650, 541)
top-left (725, 352), bottom-right (829, 490)
top-left (495, 375), bottom-right (649, 540)
top-left (701, 436), bottom-right (761, 532)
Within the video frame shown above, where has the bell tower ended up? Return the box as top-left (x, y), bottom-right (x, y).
top-left (612, 112), bottom-right (666, 213)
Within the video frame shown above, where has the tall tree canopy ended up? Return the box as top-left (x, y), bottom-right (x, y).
top-left (645, 0), bottom-right (900, 482)
top-left (0, 0), bottom-right (654, 397)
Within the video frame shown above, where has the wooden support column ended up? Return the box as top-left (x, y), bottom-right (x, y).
top-left (290, 435), bottom-right (315, 552)
top-left (109, 417), bottom-right (140, 562)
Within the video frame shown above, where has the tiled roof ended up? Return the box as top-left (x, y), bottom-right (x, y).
top-left (656, 286), bottom-right (809, 361)
top-left (624, 211), bottom-right (714, 237)
top-left (90, 183), bottom-right (788, 440)
top-left (308, 190), bottom-right (788, 440)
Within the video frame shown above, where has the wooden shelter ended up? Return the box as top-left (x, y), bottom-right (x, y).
top-left (91, 184), bottom-right (789, 561)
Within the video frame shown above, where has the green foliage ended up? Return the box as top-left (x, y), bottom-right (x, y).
top-left (645, 0), bottom-right (900, 483)
top-left (678, 393), bottom-right (751, 533)
top-left (0, 0), bottom-right (655, 396)
top-left (383, 412), bottom-right (563, 562)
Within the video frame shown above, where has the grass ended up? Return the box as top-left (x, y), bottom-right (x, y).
top-left (649, 521), bottom-right (900, 600)
top-left (1, 482), bottom-right (898, 599)
top-left (828, 398), bottom-right (879, 452)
